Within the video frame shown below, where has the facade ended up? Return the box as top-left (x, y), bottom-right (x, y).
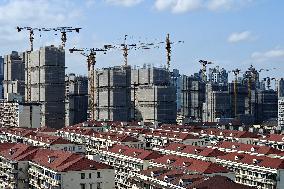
top-left (0, 100), bottom-right (41, 128)
top-left (208, 66), bottom-right (228, 85)
top-left (92, 66), bottom-right (131, 122)
top-left (131, 66), bottom-right (176, 123)
top-left (25, 46), bottom-right (65, 129)
top-left (90, 144), bottom-right (162, 189)
top-left (278, 78), bottom-right (284, 98)
top-left (0, 56), bottom-right (3, 99)
top-left (203, 84), bottom-right (232, 122)
top-left (65, 73), bottom-right (88, 126)
top-left (256, 90), bottom-right (278, 123)
top-left (0, 143), bottom-right (115, 189)
top-left (278, 97), bottom-right (284, 130)
top-left (180, 75), bottom-right (205, 122)
top-left (3, 51), bottom-right (25, 99)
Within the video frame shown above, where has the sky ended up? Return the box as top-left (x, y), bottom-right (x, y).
top-left (0, 0), bottom-right (284, 80)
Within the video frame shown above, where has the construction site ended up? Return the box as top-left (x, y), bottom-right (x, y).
top-left (0, 26), bottom-right (282, 131)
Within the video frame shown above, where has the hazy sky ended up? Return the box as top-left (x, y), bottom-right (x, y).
top-left (0, 0), bottom-right (283, 80)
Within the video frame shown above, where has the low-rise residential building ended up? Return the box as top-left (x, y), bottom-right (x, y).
top-left (194, 128), bottom-right (259, 145)
top-left (209, 141), bottom-right (283, 157)
top-left (89, 144), bottom-right (162, 189)
top-left (0, 127), bottom-right (85, 153)
top-left (0, 143), bottom-right (115, 189)
top-left (150, 155), bottom-right (234, 179)
top-left (129, 168), bottom-right (254, 189)
top-left (140, 129), bottom-right (209, 149)
top-left (216, 152), bottom-right (284, 188)
top-left (254, 134), bottom-right (284, 150)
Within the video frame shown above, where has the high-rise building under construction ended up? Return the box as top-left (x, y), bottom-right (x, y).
top-left (25, 45), bottom-right (65, 129)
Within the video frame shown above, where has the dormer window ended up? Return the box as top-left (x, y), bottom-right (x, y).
top-left (232, 145), bottom-right (236, 149)
top-left (167, 159), bottom-right (175, 164)
top-left (251, 147), bottom-right (255, 152)
top-left (48, 156), bottom-right (56, 163)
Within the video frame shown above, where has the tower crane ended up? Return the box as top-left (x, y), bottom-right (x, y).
top-left (198, 60), bottom-right (213, 82)
top-left (232, 68), bottom-right (241, 117)
top-left (263, 77), bottom-right (276, 90)
top-left (69, 47), bottom-right (108, 120)
top-left (104, 34), bottom-right (183, 70)
top-left (16, 26), bottom-right (81, 51)
top-left (16, 26), bottom-right (81, 102)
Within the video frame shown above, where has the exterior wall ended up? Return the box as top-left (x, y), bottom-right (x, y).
top-left (25, 46), bottom-right (65, 129)
top-left (0, 101), bottom-right (41, 128)
top-left (180, 75), bottom-right (205, 122)
top-left (92, 66), bottom-right (131, 122)
top-left (136, 85), bottom-right (176, 123)
top-left (278, 97), bottom-right (284, 130)
top-left (65, 74), bottom-right (88, 126)
top-left (3, 51), bottom-right (25, 99)
top-left (61, 169), bottom-right (115, 189)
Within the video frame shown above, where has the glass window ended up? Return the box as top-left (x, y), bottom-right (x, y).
top-left (97, 172), bottom-right (101, 178)
top-left (81, 173), bottom-right (85, 179)
top-left (89, 173), bottom-right (92, 179)
top-left (80, 183), bottom-right (85, 189)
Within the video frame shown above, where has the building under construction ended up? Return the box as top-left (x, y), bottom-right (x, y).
top-left (65, 73), bottom-right (88, 126)
top-left (0, 97), bottom-right (41, 128)
top-left (25, 45), bottom-right (65, 129)
top-left (131, 66), bottom-right (176, 124)
top-left (3, 51), bottom-right (25, 100)
top-left (203, 83), bottom-right (231, 122)
top-left (91, 66), bottom-right (131, 121)
top-left (180, 75), bottom-right (205, 122)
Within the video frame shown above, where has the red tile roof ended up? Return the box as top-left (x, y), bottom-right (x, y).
top-left (108, 145), bottom-right (162, 160)
top-left (0, 143), bottom-right (112, 172)
top-left (218, 152), bottom-right (284, 169)
top-left (216, 141), bottom-right (282, 155)
top-left (153, 155), bottom-right (230, 174)
top-left (188, 175), bottom-right (256, 189)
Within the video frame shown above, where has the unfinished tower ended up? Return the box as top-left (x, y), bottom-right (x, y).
top-left (25, 45), bottom-right (65, 129)
top-left (131, 66), bottom-right (177, 124)
top-left (91, 66), bottom-right (131, 121)
top-left (3, 51), bottom-right (25, 100)
top-left (65, 73), bottom-right (88, 126)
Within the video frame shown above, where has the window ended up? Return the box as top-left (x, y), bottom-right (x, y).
top-left (97, 172), bottom-right (101, 178)
top-left (90, 184), bottom-right (93, 189)
top-left (89, 173), bottom-right (92, 179)
top-left (97, 182), bottom-right (102, 189)
top-left (81, 173), bottom-right (85, 179)
top-left (80, 183), bottom-right (86, 189)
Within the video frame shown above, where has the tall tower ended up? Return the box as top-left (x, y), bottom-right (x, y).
top-left (3, 51), bottom-right (25, 100)
top-left (25, 45), bottom-right (65, 129)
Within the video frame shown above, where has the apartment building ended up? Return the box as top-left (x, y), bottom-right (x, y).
top-left (194, 128), bottom-right (259, 145)
top-left (90, 144), bottom-right (162, 189)
top-left (0, 127), bottom-right (85, 153)
top-left (209, 141), bottom-right (283, 157)
top-left (0, 143), bottom-right (115, 189)
top-left (216, 152), bottom-right (284, 188)
top-left (129, 168), bottom-right (253, 189)
top-left (150, 154), bottom-right (234, 179)
top-left (140, 129), bottom-right (208, 149)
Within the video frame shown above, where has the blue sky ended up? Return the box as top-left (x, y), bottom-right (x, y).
top-left (0, 0), bottom-right (284, 80)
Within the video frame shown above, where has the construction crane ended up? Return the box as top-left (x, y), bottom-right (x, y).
top-left (16, 26), bottom-right (81, 102)
top-left (198, 60), bottom-right (213, 82)
top-left (69, 47), bottom-right (108, 120)
top-left (232, 68), bottom-right (241, 117)
top-left (16, 26), bottom-right (81, 51)
top-left (104, 34), bottom-right (183, 69)
top-left (263, 77), bottom-right (276, 90)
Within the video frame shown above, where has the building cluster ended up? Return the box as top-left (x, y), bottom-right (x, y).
top-left (0, 45), bottom-right (283, 132)
top-left (2, 122), bottom-right (284, 188)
